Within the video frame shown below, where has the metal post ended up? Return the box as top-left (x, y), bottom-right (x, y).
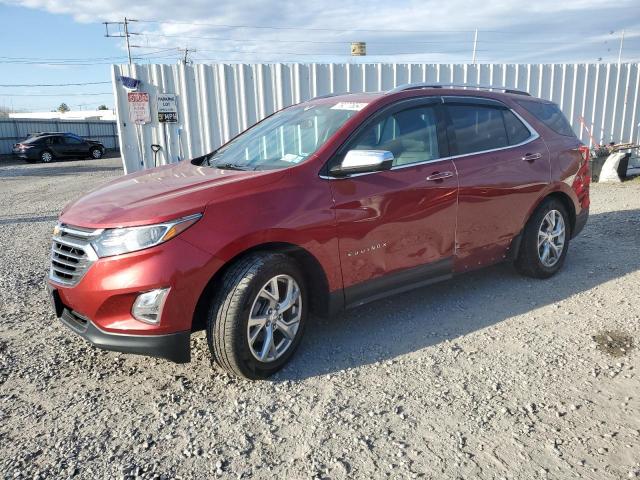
top-left (618, 29), bottom-right (625, 65)
top-left (472, 29), bottom-right (478, 64)
top-left (124, 17), bottom-right (132, 65)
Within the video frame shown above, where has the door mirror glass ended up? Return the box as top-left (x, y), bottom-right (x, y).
top-left (330, 150), bottom-right (394, 177)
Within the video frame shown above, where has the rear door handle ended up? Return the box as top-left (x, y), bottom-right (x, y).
top-left (522, 153), bottom-right (542, 162)
top-left (426, 171), bottom-right (454, 181)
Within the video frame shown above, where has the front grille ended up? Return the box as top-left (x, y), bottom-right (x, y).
top-left (49, 224), bottom-right (101, 286)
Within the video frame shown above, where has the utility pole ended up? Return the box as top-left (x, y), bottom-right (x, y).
top-left (472, 28), bottom-right (478, 64)
top-left (618, 29), bottom-right (625, 65)
top-left (178, 47), bottom-right (196, 65)
top-left (124, 17), bottom-right (132, 65)
top-left (104, 18), bottom-right (139, 65)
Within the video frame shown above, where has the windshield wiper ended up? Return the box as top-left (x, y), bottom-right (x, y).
top-left (213, 162), bottom-right (249, 171)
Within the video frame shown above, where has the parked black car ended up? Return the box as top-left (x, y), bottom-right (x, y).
top-left (12, 133), bottom-right (105, 163)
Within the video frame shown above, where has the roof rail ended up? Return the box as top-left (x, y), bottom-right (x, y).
top-left (387, 82), bottom-right (531, 96)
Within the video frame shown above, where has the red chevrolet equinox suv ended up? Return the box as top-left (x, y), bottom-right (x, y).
top-left (47, 84), bottom-right (590, 379)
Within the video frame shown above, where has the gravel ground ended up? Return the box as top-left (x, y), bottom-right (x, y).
top-left (1, 157), bottom-right (639, 480)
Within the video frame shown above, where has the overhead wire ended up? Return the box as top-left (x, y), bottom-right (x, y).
top-left (0, 81), bottom-right (112, 87)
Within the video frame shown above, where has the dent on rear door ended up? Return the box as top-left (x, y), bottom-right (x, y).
top-left (453, 136), bottom-right (551, 271)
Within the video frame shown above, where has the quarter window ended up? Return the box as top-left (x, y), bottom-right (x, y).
top-left (447, 105), bottom-right (508, 155)
top-left (350, 106), bottom-right (440, 167)
top-left (516, 100), bottom-right (575, 137)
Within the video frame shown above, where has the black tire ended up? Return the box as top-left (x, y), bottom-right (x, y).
top-left (206, 252), bottom-right (308, 379)
top-left (515, 198), bottom-right (571, 279)
top-left (40, 150), bottom-right (54, 163)
top-left (89, 147), bottom-right (103, 159)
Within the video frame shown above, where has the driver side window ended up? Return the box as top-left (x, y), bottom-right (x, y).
top-left (350, 106), bottom-right (440, 167)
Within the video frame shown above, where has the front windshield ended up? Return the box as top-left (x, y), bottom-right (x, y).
top-left (204, 102), bottom-right (365, 170)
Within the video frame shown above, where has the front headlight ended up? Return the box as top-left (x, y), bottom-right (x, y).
top-left (91, 213), bottom-right (202, 258)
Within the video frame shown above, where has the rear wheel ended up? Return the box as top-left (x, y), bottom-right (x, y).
top-left (515, 198), bottom-right (570, 278)
top-left (206, 253), bottom-right (308, 379)
top-left (40, 150), bottom-right (53, 163)
top-left (90, 147), bottom-right (103, 159)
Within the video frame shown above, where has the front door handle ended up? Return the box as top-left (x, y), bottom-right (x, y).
top-left (426, 171), bottom-right (454, 181)
top-left (522, 152), bottom-right (542, 162)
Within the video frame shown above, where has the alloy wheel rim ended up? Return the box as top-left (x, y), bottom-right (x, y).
top-left (92, 149), bottom-right (102, 158)
top-left (42, 152), bottom-right (52, 162)
top-left (247, 274), bottom-right (302, 363)
top-left (537, 209), bottom-right (566, 267)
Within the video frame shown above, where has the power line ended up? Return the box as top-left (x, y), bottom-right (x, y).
top-left (0, 81), bottom-right (112, 87)
top-left (0, 92), bottom-right (113, 97)
top-left (0, 48), bottom-right (179, 63)
top-left (137, 19), bottom-right (477, 33)
top-left (130, 44), bottom-right (484, 57)
top-left (136, 19), bottom-right (640, 35)
top-left (0, 54), bottom-right (179, 66)
top-left (139, 31), bottom-right (588, 46)
top-left (137, 31), bottom-right (640, 48)
top-left (139, 32), bottom-right (478, 45)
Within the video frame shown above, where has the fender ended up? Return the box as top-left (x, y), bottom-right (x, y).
top-left (518, 181), bottom-right (580, 238)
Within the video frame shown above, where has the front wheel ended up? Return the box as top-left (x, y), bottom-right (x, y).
top-left (515, 198), bottom-right (570, 278)
top-left (207, 253), bottom-right (308, 379)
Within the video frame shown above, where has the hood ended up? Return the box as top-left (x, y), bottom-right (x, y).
top-left (60, 160), bottom-right (285, 228)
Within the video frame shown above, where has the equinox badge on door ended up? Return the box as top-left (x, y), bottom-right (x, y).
top-left (347, 242), bottom-right (388, 257)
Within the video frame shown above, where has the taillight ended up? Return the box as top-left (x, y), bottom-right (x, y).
top-left (578, 145), bottom-right (590, 162)
top-left (575, 145), bottom-right (590, 208)
top-left (578, 146), bottom-right (590, 185)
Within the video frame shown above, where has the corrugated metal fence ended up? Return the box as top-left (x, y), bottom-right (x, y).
top-left (112, 63), bottom-right (640, 173)
top-left (0, 119), bottom-right (119, 155)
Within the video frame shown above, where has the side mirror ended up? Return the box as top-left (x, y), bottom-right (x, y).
top-left (330, 150), bottom-right (394, 177)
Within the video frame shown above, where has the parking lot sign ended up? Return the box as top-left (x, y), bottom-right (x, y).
top-left (157, 94), bottom-right (178, 123)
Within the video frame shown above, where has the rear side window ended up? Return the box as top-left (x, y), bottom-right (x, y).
top-left (502, 110), bottom-right (532, 145)
top-left (516, 100), bottom-right (575, 137)
top-left (64, 135), bottom-right (84, 145)
top-left (447, 105), bottom-right (508, 155)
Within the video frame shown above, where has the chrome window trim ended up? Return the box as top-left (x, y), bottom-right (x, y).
top-left (320, 106), bottom-right (540, 180)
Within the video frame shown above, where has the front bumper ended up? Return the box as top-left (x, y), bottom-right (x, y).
top-left (50, 285), bottom-right (191, 363)
top-left (46, 234), bottom-right (223, 362)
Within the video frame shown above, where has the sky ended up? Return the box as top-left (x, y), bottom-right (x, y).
top-left (0, 0), bottom-right (639, 112)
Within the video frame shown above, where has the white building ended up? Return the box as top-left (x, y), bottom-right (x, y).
top-left (9, 109), bottom-right (116, 121)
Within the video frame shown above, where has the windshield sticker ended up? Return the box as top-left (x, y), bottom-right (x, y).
top-left (330, 102), bottom-right (368, 111)
top-left (281, 153), bottom-right (305, 163)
